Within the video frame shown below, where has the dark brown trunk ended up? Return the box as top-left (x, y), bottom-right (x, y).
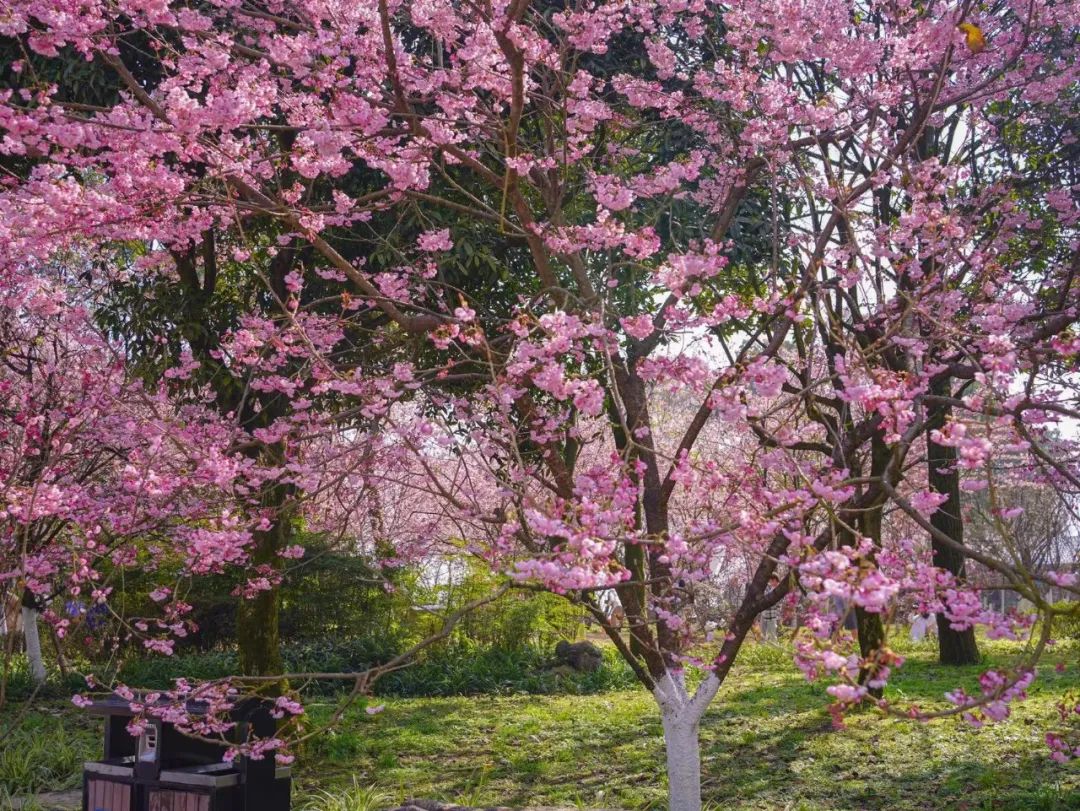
top-left (606, 396), bottom-right (650, 661)
top-left (854, 436), bottom-right (888, 697)
top-left (928, 400), bottom-right (980, 665)
top-left (854, 605), bottom-right (885, 697)
top-left (613, 367), bottom-right (673, 679)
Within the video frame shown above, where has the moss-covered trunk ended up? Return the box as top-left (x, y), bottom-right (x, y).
top-left (236, 532), bottom-right (286, 678)
top-left (237, 445), bottom-right (292, 682)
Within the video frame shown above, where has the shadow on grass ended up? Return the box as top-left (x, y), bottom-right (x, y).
top-left (701, 748), bottom-right (1078, 811)
top-left (296, 644), bottom-right (1080, 810)
top-left (696, 677), bottom-right (1080, 811)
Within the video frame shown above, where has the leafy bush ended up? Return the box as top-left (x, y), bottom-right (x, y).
top-left (2, 654), bottom-right (89, 702)
top-left (118, 648), bottom-right (240, 688)
top-left (97, 534), bottom-right (413, 654)
top-left (375, 643), bottom-right (636, 697)
top-left (424, 561), bottom-right (587, 652)
top-left (283, 638), bottom-right (402, 681)
top-left (1050, 600), bottom-right (1080, 639)
top-left (277, 543), bottom-right (414, 648)
top-left (116, 639), bottom-right (637, 697)
top-left (118, 638), bottom-right (397, 690)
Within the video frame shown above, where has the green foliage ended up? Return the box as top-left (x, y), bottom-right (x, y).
top-left (1, 654), bottom-right (87, 703)
top-left (115, 639), bottom-right (636, 698)
top-left (432, 562), bottom-right (587, 652)
top-left (278, 545), bottom-right (414, 648)
top-left (117, 648), bottom-right (239, 688)
top-left (0, 713), bottom-right (96, 797)
top-left (117, 638), bottom-right (396, 691)
top-left (106, 555), bottom-right (613, 698)
top-left (1050, 601), bottom-right (1080, 640)
top-left (376, 644), bottom-right (636, 698)
top-left (297, 779), bottom-right (392, 811)
top-left (97, 534), bottom-right (413, 656)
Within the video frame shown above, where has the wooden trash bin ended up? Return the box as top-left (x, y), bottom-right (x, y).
top-left (83, 695), bottom-right (291, 811)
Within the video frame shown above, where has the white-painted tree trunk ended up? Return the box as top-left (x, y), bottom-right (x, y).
top-left (653, 671), bottom-right (721, 811)
top-left (22, 604), bottom-right (47, 685)
top-left (661, 706), bottom-right (704, 811)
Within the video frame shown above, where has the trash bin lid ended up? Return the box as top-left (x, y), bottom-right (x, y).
top-left (159, 763), bottom-right (241, 788)
top-left (85, 758), bottom-right (135, 778)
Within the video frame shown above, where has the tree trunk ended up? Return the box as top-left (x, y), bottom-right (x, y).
top-left (854, 605), bottom-right (885, 698)
top-left (662, 711), bottom-right (703, 811)
top-left (49, 622), bottom-right (69, 679)
top-left (654, 671), bottom-right (719, 811)
top-left (853, 435), bottom-right (889, 697)
top-left (928, 423), bottom-right (980, 665)
top-left (237, 455), bottom-right (291, 681)
top-left (21, 590), bottom-right (46, 686)
top-left (236, 519), bottom-right (287, 679)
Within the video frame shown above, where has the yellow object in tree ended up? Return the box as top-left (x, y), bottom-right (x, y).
top-left (958, 22), bottom-right (986, 54)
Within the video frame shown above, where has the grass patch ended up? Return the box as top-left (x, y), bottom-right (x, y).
top-left (0, 709), bottom-right (98, 798)
top-left (296, 639), bottom-right (1080, 810)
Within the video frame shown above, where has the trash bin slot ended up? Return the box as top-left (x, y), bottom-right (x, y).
top-left (159, 765), bottom-right (241, 788)
top-left (185, 762), bottom-right (234, 774)
top-left (85, 758), bottom-right (135, 778)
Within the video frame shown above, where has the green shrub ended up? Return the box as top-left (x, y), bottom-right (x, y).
top-left (283, 637), bottom-right (402, 682)
top-left (426, 562), bottom-right (587, 652)
top-left (374, 643), bottom-right (636, 697)
top-left (117, 648), bottom-right (239, 688)
top-left (2, 654), bottom-right (89, 702)
top-left (100, 534), bottom-right (413, 654)
top-left (115, 639), bottom-right (637, 697)
top-left (1049, 600), bottom-right (1080, 639)
top-left (277, 543), bottom-right (414, 649)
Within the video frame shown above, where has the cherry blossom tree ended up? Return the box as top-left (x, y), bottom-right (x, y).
top-left (1, 0), bottom-right (1079, 808)
top-left (0, 269), bottom-right (263, 700)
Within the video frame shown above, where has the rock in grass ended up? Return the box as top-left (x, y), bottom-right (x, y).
top-left (553, 640), bottom-right (603, 673)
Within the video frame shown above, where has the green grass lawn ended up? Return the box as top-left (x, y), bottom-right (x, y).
top-left (296, 639), bottom-right (1080, 810)
top-left (3, 639), bottom-right (1079, 810)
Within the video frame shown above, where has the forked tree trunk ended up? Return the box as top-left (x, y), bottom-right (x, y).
top-left (653, 671), bottom-right (720, 811)
top-left (21, 591), bottom-right (46, 686)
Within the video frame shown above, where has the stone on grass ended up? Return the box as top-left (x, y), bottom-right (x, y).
top-left (553, 640), bottom-right (603, 673)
